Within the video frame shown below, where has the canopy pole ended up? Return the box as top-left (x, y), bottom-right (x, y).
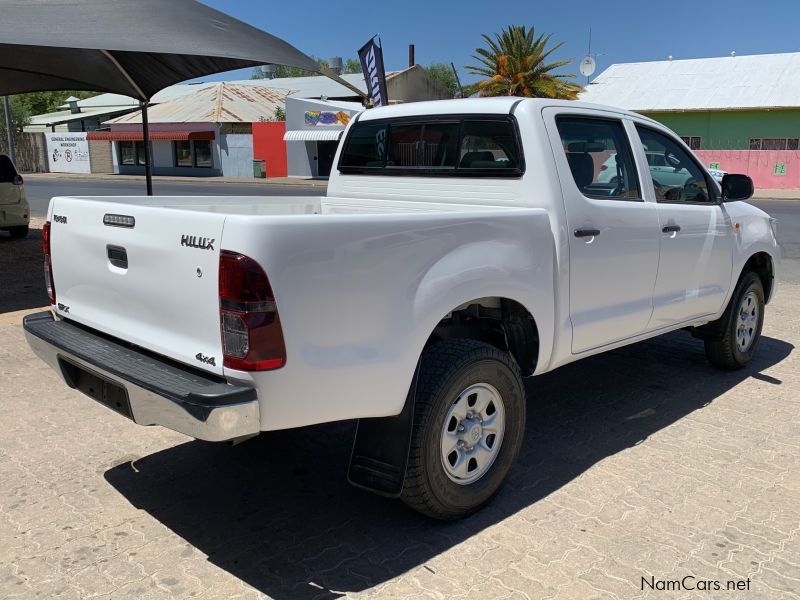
top-left (317, 65), bottom-right (369, 101)
top-left (140, 101), bottom-right (153, 196)
top-left (3, 96), bottom-right (16, 164)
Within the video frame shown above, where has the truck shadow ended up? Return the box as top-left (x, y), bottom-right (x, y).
top-left (105, 331), bottom-right (793, 600)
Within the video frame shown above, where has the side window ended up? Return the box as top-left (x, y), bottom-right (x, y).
top-left (555, 117), bottom-right (641, 200)
top-left (636, 126), bottom-right (714, 204)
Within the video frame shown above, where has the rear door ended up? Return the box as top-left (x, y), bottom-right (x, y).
top-left (544, 108), bottom-right (660, 353)
top-left (49, 198), bottom-right (226, 375)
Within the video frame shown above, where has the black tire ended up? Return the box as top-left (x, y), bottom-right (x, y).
top-left (8, 225), bottom-right (29, 239)
top-left (401, 339), bottom-right (526, 520)
top-left (704, 271), bottom-right (765, 370)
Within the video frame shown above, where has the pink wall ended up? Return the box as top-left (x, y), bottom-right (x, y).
top-left (695, 150), bottom-right (800, 189)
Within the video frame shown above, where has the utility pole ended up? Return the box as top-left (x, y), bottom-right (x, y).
top-left (3, 96), bottom-right (16, 164)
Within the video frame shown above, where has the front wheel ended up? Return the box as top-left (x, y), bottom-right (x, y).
top-left (401, 339), bottom-right (526, 520)
top-left (704, 271), bottom-right (765, 370)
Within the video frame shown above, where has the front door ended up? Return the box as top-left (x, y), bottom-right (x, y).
top-left (545, 109), bottom-right (661, 353)
top-left (633, 125), bottom-right (734, 328)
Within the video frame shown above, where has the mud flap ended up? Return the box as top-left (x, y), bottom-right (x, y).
top-left (347, 367), bottom-right (418, 497)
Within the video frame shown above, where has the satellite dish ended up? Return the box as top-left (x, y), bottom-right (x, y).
top-left (579, 55), bottom-right (596, 77)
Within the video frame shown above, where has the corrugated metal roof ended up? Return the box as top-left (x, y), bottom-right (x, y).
top-left (284, 129), bottom-right (343, 141)
top-left (106, 83), bottom-right (290, 124)
top-left (579, 52), bottom-right (800, 112)
top-left (57, 93), bottom-right (140, 110)
top-left (87, 130), bottom-right (214, 141)
top-left (28, 104), bottom-right (137, 126)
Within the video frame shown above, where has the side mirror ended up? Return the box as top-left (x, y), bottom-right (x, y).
top-left (721, 174), bottom-right (753, 202)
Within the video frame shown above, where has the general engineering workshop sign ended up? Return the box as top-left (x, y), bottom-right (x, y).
top-left (45, 133), bottom-right (91, 174)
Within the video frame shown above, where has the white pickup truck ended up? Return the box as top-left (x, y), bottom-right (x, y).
top-left (25, 98), bottom-right (779, 519)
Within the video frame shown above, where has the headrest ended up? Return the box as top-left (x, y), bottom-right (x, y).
top-left (567, 141), bottom-right (605, 153)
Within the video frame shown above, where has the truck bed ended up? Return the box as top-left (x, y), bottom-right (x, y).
top-left (55, 195), bottom-right (511, 215)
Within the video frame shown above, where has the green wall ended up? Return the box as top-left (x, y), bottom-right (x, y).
top-left (639, 109), bottom-right (800, 149)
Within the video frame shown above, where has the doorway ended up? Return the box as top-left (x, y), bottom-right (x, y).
top-left (317, 141), bottom-right (338, 177)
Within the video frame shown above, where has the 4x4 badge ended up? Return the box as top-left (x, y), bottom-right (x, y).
top-left (195, 352), bottom-right (216, 366)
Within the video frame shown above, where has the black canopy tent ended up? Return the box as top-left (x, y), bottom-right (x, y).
top-left (0, 0), bottom-right (366, 194)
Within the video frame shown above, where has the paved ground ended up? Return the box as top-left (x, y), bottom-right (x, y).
top-left (1, 201), bottom-right (799, 599)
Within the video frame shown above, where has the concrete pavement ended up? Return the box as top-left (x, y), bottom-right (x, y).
top-left (1, 209), bottom-right (799, 600)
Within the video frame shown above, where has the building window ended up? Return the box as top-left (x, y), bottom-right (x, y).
top-left (119, 141), bottom-right (136, 165)
top-left (749, 137), bottom-right (800, 150)
top-left (174, 140), bottom-right (192, 167)
top-left (680, 136), bottom-right (702, 150)
top-left (194, 140), bottom-right (212, 168)
top-left (136, 142), bottom-right (150, 166)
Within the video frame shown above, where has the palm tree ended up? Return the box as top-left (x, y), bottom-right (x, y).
top-left (466, 25), bottom-right (582, 99)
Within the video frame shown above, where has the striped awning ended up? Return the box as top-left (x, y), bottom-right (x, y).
top-left (87, 130), bottom-right (215, 141)
top-left (283, 129), bottom-right (343, 142)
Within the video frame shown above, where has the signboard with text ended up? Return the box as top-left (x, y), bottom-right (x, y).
top-left (45, 132), bottom-right (91, 174)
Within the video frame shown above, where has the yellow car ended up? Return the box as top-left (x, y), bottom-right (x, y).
top-left (0, 154), bottom-right (29, 239)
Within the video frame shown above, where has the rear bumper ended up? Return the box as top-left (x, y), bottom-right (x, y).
top-left (0, 200), bottom-right (29, 227)
top-left (23, 311), bottom-right (259, 442)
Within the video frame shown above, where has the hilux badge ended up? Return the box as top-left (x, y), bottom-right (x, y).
top-left (181, 235), bottom-right (215, 251)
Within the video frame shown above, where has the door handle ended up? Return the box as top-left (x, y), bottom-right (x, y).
top-left (661, 225), bottom-right (681, 233)
top-left (574, 228), bottom-right (601, 238)
top-left (107, 245), bottom-right (128, 269)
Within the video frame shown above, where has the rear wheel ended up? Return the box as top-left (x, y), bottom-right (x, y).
top-left (401, 339), bottom-right (526, 520)
top-left (704, 271), bottom-right (764, 370)
top-left (8, 226), bottom-right (28, 239)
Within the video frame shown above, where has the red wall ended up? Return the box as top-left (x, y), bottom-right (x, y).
top-left (252, 121), bottom-right (287, 178)
top-left (695, 150), bottom-right (800, 189)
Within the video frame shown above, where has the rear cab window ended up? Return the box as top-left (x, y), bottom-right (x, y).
top-left (338, 116), bottom-right (523, 177)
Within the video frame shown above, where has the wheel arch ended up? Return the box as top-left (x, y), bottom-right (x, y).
top-left (742, 251), bottom-right (775, 303)
top-left (424, 296), bottom-right (540, 376)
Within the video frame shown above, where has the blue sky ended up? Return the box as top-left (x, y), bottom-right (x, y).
top-left (200, 0), bottom-right (800, 84)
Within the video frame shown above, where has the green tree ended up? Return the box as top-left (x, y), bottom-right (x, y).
top-left (15, 90), bottom-right (97, 116)
top-left (343, 58), bottom-right (362, 74)
top-left (465, 25), bottom-right (582, 99)
top-left (0, 96), bottom-right (30, 155)
top-left (424, 63), bottom-right (460, 98)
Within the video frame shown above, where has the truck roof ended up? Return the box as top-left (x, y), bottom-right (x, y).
top-left (357, 97), bottom-right (659, 125)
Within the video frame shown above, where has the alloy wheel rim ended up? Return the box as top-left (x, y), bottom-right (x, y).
top-left (735, 290), bottom-right (759, 352)
top-left (440, 382), bottom-right (505, 485)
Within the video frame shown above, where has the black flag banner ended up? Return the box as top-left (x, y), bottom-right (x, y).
top-left (358, 37), bottom-right (389, 107)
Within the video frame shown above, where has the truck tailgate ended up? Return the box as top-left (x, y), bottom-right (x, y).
top-left (49, 198), bottom-right (225, 375)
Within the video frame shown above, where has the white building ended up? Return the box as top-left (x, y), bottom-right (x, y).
top-left (89, 82), bottom-right (288, 177)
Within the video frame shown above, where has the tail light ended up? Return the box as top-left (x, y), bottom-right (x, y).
top-left (43, 221), bottom-right (56, 305)
top-left (219, 250), bottom-right (286, 371)
top-left (13, 174), bottom-right (23, 186)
